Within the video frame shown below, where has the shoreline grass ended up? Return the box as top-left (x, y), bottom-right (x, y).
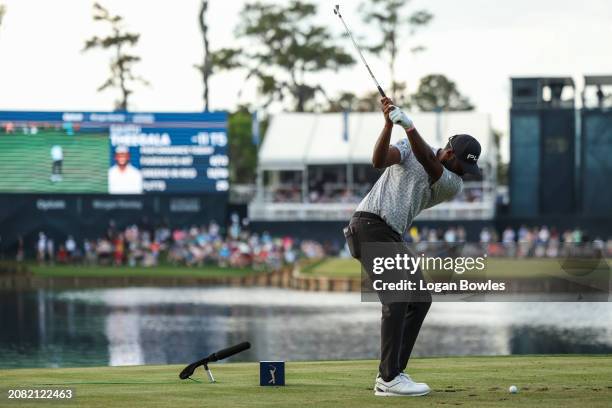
top-left (28, 263), bottom-right (257, 279)
top-left (303, 257), bottom-right (611, 280)
top-left (7, 256), bottom-right (609, 287)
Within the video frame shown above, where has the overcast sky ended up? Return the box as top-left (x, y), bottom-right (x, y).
top-left (1, 0), bottom-right (611, 161)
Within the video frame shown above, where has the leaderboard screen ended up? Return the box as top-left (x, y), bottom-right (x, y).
top-left (0, 111), bottom-right (228, 194)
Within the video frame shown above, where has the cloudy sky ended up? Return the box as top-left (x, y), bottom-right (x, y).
top-left (1, 0), bottom-right (611, 160)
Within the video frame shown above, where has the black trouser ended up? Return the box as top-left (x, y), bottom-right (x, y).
top-left (52, 160), bottom-right (62, 175)
top-left (348, 211), bottom-right (432, 382)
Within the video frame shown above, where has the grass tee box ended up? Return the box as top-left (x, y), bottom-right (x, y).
top-left (1, 356), bottom-right (611, 408)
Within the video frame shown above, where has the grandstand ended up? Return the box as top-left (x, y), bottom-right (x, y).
top-left (249, 111), bottom-right (496, 223)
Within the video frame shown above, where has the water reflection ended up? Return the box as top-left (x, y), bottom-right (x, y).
top-left (0, 288), bottom-right (611, 368)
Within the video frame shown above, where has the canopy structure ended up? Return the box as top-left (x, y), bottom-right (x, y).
top-left (257, 113), bottom-right (313, 170)
top-left (584, 75), bottom-right (612, 86)
top-left (258, 111), bottom-right (494, 170)
top-left (253, 111), bottom-right (496, 221)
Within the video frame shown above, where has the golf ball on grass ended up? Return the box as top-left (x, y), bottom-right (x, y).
top-left (509, 385), bottom-right (518, 394)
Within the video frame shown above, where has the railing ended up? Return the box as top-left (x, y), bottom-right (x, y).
top-left (248, 200), bottom-right (495, 221)
top-left (258, 181), bottom-right (495, 202)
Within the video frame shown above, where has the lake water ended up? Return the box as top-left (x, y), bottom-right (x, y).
top-left (1, 287), bottom-right (611, 369)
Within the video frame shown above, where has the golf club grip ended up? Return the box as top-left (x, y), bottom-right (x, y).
top-left (377, 86), bottom-right (386, 98)
top-left (209, 341), bottom-right (251, 362)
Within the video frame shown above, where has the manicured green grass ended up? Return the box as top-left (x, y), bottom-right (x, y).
top-left (303, 257), bottom-right (362, 277)
top-left (29, 264), bottom-right (255, 278)
top-left (0, 130), bottom-right (108, 193)
top-left (304, 257), bottom-right (609, 280)
top-left (1, 356), bottom-right (610, 407)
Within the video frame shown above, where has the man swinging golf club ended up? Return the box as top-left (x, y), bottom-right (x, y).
top-left (346, 98), bottom-right (482, 396)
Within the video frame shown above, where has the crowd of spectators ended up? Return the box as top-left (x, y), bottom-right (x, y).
top-left (29, 215), bottom-right (326, 269)
top-left (490, 225), bottom-right (611, 258)
top-left (18, 221), bottom-right (612, 267)
top-left (271, 184), bottom-right (486, 204)
top-left (399, 225), bottom-right (612, 258)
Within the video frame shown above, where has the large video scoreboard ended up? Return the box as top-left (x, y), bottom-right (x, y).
top-left (0, 111), bottom-right (229, 194)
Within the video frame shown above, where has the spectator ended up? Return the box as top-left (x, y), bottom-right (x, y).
top-left (457, 226), bottom-right (467, 242)
top-left (479, 228), bottom-right (492, 244)
top-left (97, 238), bottom-right (113, 264)
top-left (65, 235), bottom-right (76, 258)
top-left (572, 228), bottom-right (582, 243)
top-left (46, 238), bottom-right (55, 265)
top-left (84, 240), bottom-right (97, 265)
top-left (444, 227), bottom-right (457, 243)
top-left (538, 226), bottom-right (550, 244)
top-left (518, 225), bottom-right (529, 242)
top-left (114, 234), bottom-right (125, 266)
top-left (57, 245), bottom-right (68, 264)
top-left (16, 236), bottom-right (25, 262)
top-left (37, 232), bottom-right (46, 264)
top-left (502, 227), bottom-right (515, 244)
top-left (502, 227), bottom-right (516, 257)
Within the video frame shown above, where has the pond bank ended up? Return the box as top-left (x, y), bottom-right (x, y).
top-left (0, 262), bottom-right (361, 292)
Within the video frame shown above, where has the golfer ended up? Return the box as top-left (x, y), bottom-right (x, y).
top-left (50, 145), bottom-right (63, 182)
top-left (346, 97), bottom-right (481, 396)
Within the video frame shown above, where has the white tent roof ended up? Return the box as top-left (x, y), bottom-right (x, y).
top-left (306, 113), bottom-right (351, 165)
top-left (258, 111), bottom-right (493, 170)
top-left (257, 113), bottom-right (313, 170)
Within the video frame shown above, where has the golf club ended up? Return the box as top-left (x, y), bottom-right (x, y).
top-left (179, 341), bottom-right (251, 382)
top-left (333, 4), bottom-right (386, 98)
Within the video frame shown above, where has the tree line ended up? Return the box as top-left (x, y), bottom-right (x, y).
top-left (79, 0), bottom-right (473, 114)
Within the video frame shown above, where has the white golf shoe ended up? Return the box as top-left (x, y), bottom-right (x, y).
top-left (374, 373), bottom-right (431, 396)
top-left (400, 372), bottom-right (427, 386)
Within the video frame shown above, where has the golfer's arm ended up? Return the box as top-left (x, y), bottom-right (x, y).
top-left (405, 127), bottom-right (443, 182)
top-left (372, 123), bottom-right (401, 169)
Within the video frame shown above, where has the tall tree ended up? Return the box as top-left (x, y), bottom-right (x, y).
top-left (325, 92), bottom-right (357, 112)
top-left (227, 108), bottom-right (266, 184)
top-left (326, 90), bottom-right (384, 112)
top-left (492, 128), bottom-right (508, 185)
top-left (212, 0), bottom-right (354, 112)
top-left (83, 3), bottom-right (148, 111)
top-left (195, 0), bottom-right (212, 111)
top-left (359, 0), bottom-right (433, 101)
top-left (412, 74), bottom-right (474, 112)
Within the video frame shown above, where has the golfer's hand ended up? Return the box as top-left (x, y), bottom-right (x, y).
top-left (389, 107), bottom-right (414, 130)
top-left (381, 97), bottom-right (394, 126)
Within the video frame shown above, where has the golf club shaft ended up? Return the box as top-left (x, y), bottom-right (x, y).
top-left (334, 7), bottom-right (386, 98)
top-left (209, 341), bottom-right (251, 361)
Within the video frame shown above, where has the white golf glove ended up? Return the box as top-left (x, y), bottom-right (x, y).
top-left (389, 107), bottom-right (414, 130)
